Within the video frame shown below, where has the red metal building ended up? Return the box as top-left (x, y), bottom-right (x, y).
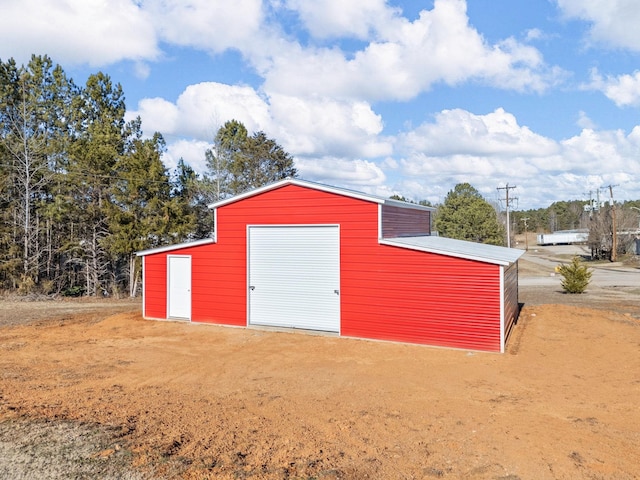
top-left (137, 179), bottom-right (523, 353)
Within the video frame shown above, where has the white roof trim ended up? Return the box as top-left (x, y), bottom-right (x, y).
top-left (383, 198), bottom-right (435, 211)
top-left (207, 178), bottom-right (434, 211)
top-left (136, 237), bottom-right (215, 257)
top-left (380, 236), bottom-right (524, 266)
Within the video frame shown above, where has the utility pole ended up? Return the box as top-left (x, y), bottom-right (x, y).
top-left (604, 184), bottom-right (619, 262)
top-left (583, 190), bottom-right (599, 216)
top-left (521, 217), bottom-right (530, 251)
top-left (631, 206), bottom-right (640, 230)
top-left (497, 183), bottom-right (517, 248)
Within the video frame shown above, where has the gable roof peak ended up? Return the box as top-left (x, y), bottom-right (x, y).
top-left (207, 178), bottom-right (434, 211)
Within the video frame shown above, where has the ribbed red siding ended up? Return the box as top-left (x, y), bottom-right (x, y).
top-left (140, 185), bottom-right (374, 326)
top-left (214, 185), bottom-right (375, 328)
top-left (341, 244), bottom-right (501, 352)
top-left (143, 255), bottom-right (167, 319)
top-left (141, 184), bottom-right (505, 351)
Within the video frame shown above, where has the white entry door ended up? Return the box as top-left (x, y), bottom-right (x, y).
top-left (168, 255), bottom-right (191, 319)
top-left (248, 226), bottom-right (340, 332)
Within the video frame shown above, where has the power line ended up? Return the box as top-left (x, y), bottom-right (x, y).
top-left (0, 162), bottom-right (178, 186)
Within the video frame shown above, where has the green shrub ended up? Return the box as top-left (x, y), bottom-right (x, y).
top-left (63, 285), bottom-right (86, 297)
top-left (557, 256), bottom-right (592, 294)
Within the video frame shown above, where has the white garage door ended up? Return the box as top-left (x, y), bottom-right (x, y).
top-left (168, 255), bottom-right (191, 319)
top-left (248, 225), bottom-right (340, 332)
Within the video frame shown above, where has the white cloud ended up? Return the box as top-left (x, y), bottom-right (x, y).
top-left (524, 28), bottom-right (544, 42)
top-left (129, 82), bottom-right (272, 140)
top-left (141, 92), bottom-right (640, 209)
top-left (164, 139), bottom-right (213, 173)
top-left (398, 108), bottom-right (559, 157)
top-left (296, 157), bottom-right (386, 186)
top-left (130, 97), bottom-right (180, 135)
top-left (262, 0), bottom-right (562, 101)
top-left (283, 0), bottom-right (400, 39)
top-left (586, 69), bottom-right (640, 107)
top-left (577, 111), bottom-right (596, 129)
top-left (269, 94), bottom-right (391, 158)
top-left (130, 86), bottom-right (395, 194)
top-left (3, 0), bottom-right (638, 209)
top-left (175, 83), bottom-right (272, 138)
top-left (133, 62), bottom-right (152, 80)
top-left (0, 0), bottom-right (263, 70)
top-left (556, 0), bottom-right (640, 51)
top-left (560, 128), bottom-right (640, 174)
top-left (143, 0), bottom-right (264, 53)
top-left (1, 0), bottom-right (561, 106)
top-left (131, 85), bottom-right (392, 164)
top-left (0, 0), bottom-right (158, 66)
top-left (391, 107), bottom-right (640, 209)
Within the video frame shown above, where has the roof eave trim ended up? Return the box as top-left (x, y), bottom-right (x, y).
top-left (136, 237), bottom-right (216, 257)
top-left (207, 178), bottom-right (386, 209)
top-left (383, 199), bottom-right (436, 212)
top-left (379, 239), bottom-right (519, 266)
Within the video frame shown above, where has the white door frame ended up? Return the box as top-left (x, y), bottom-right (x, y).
top-left (167, 255), bottom-right (191, 320)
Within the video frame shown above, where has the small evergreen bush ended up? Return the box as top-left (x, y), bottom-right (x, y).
top-left (557, 256), bottom-right (592, 294)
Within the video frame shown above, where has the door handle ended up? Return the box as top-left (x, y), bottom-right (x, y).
top-left (250, 286), bottom-right (255, 291)
top-left (334, 289), bottom-right (339, 295)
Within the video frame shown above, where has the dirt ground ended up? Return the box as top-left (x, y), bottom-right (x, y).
top-left (1, 257), bottom-right (639, 479)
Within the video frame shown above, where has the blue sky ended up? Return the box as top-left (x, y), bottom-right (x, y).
top-left (2, 0), bottom-right (640, 209)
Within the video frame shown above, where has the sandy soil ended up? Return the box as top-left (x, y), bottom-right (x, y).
top-left (1, 268), bottom-right (639, 479)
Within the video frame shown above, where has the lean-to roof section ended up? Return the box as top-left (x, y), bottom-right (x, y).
top-left (136, 237), bottom-right (215, 257)
top-left (380, 236), bottom-right (524, 266)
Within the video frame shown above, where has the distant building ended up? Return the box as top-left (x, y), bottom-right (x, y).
top-left (537, 230), bottom-right (589, 246)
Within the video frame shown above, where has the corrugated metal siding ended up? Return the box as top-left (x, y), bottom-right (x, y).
top-left (141, 183), bottom-right (504, 352)
top-left (142, 185), bottom-right (375, 327)
top-left (502, 261), bottom-right (520, 349)
top-left (141, 239), bottom-right (245, 326)
top-left (143, 255), bottom-right (167, 319)
top-left (381, 205), bottom-right (431, 238)
top-left (341, 243), bottom-right (502, 352)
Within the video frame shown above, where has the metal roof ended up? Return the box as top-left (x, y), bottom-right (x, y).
top-left (136, 237), bottom-right (215, 257)
top-left (380, 236), bottom-right (524, 266)
top-left (207, 178), bottom-right (435, 212)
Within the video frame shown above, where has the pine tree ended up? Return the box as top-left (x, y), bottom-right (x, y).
top-left (105, 132), bottom-right (195, 296)
top-left (558, 256), bottom-right (592, 294)
top-left (434, 183), bottom-right (505, 245)
top-left (203, 120), bottom-right (297, 199)
top-left (0, 55), bottom-right (73, 289)
top-left (63, 72), bottom-right (128, 295)
top-left (172, 158), bottom-right (213, 239)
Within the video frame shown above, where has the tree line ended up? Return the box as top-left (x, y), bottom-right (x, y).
top-left (510, 199), bottom-right (640, 259)
top-left (2, 55), bottom-right (635, 298)
top-left (404, 184), bottom-right (639, 257)
top-left (0, 55), bottom-right (295, 297)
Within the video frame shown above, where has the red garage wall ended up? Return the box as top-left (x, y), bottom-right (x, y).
top-left (341, 244), bottom-right (501, 351)
top-left (142, 183), bottom-right (503, 352)
top-left (143, 184), bottom-right (377, 327)
top-left (142, 254), bottom-right (167, 319)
